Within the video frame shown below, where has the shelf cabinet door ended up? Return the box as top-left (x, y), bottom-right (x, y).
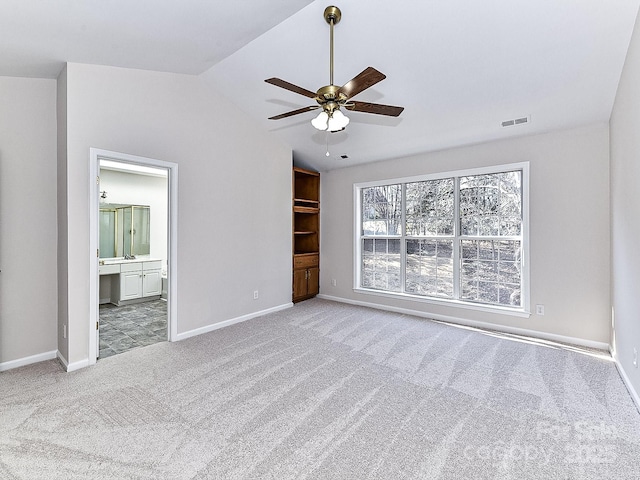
top-left (293, 269), bottom-right (308, 300)
top-left (293, 267), bottom-right (319, 302)
top-left (307, 267), bottom-right (319, 297)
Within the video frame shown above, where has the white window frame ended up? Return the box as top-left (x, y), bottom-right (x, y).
top-left (353, 162), bottom-right (530, 317)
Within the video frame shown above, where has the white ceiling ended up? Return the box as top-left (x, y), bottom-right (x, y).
top-left (0, 0), bottom-right (313, 76)
top-left (2, 0), bottom-right (639, 172)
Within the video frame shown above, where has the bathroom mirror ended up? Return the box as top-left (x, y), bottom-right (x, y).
top-left (99, 204), bottom-right (150, 258)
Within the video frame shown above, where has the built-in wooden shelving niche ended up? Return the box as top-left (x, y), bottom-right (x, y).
top-left (292, 167), bottom-right (320, 302)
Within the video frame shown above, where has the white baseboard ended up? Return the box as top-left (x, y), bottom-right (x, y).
top-left (9, 303), bottom-right (294, 373)
top-left (317, 294), bottom-right (610, 351)
top-left (0, 350), bottom-right (57, 372)
top-left (56, 351), bottom-right (89, 373)
top-left (175, 302), bottom-right (293, 342)
top-left (610, 346), bottom-right (640, 413)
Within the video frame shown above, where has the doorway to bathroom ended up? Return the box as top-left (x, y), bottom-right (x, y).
top-left (89, 148), bottom-right (178, 365)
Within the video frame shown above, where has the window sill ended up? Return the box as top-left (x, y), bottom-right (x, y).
top-left (353, 287), bottom-right (531, 318)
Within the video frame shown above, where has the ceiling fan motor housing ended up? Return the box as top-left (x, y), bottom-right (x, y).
top-left (316, 85), bottom-right (348, 112)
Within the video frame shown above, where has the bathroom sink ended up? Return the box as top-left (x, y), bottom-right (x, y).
top-left (101, 258), bottom-right (124, 265)
top-left (100, 257), bottom-right (135, 265)
top-left (100, 257), bottom-right (158, 265)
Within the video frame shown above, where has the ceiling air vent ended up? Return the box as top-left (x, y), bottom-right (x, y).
top-left (501, 116), bottom-right (530, 128)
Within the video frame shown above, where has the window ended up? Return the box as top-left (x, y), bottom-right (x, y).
top-left (356, 163), bottom-right (528, 313)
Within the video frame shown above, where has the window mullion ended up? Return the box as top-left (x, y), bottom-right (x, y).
top-left (453, 176), bottom-right (461, 300)
top-left (400, 183), bottom-right (407, 294)
top-left (357, 187), bottom-right (364, 289)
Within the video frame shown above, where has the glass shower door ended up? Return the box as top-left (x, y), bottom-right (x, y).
top-left (99, 209), bottom-right (116, 258)
top-left (131, 206), bottom-right (150, 255)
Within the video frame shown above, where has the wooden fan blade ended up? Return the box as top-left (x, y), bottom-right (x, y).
top-left (338, 67), bottom-right (386, 99)
top-left (346, 101), bottom-right (404, 117)
top-left (265, 78), bottom-right (317, 98)
top-left (268, 105), bottom-right (319, 120)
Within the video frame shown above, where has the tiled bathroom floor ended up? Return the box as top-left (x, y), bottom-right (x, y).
top-left (99, 299), bottom-right (167, 359)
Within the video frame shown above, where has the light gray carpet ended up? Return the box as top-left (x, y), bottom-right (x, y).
top-left (1, 299), bottom-right (639, 479)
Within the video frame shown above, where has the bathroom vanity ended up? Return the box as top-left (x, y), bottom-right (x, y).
top-left (99, 258), bottom-right (162, 305)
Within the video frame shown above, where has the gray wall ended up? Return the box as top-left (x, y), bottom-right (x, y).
top-left (321, 124), bottom-right (611, 345)
top-left (0, 76), bottom-right (58, 367)
top-left (59, 63), bottom-right (292, 366)
top-left (610, 9), bottom-right (640, 401)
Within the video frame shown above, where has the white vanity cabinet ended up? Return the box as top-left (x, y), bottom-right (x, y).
top-left (100, 259), bottom-right (163, 305)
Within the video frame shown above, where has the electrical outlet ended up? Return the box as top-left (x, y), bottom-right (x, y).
top-left (331, 279), bottom-right (337, 287)
top-left (253, 290), bottom-right (259, 300)
top-left (63, 324), bottom-right (67, 339)
top-left (634, 347), bottom-right (638, 368)
top-left (535, 304), bottom-right (545, 316)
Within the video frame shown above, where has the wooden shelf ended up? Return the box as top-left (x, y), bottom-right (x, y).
top-left (293, 205), bottom-right (320, 214)
top-left (294, 252), bottom-right (320, 261)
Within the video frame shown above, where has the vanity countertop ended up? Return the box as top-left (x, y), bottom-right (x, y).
top-left (100, 257), bottom-right (161, 266)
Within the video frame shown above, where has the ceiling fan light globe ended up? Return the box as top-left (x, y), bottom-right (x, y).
top-left (328, 109), bottom-right (349, 131)
top-left (311, 111), bottom-right (329, 130)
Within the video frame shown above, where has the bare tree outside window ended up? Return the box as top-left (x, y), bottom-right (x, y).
top-left (405, 178), bottom-right (455, 298)
top-left (361, 185), bottom-right (402, 292)
top-left (459, 171), bottom-right (522, 306)
top-left (362, 184), bottom-right (402, 236)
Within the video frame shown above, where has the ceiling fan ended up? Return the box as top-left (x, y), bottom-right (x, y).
top-left (265, 5), bottom-right (404, 133)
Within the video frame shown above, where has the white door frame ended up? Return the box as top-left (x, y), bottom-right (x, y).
top-left (89, 148), bottom-right (178, 365)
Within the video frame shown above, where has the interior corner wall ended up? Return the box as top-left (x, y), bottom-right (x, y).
top-left (62, 63), bottom-right (292, 365)
top-left (321, 123), bottom-right (611, 345)
top-left (610, 8), bottom-right (640, 401)
top-left (0, 76), bottom-right (58, 366)
top-left (57, 66), bottom-right (69, 363)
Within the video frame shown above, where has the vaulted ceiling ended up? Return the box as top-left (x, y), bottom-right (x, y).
top-left (2, 0), bottom-right (638, 171)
